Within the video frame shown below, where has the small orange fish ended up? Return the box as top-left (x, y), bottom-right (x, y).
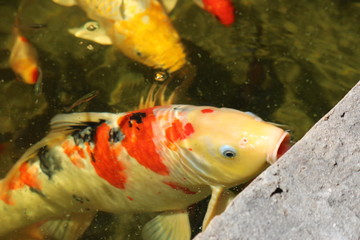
top-left (0, 105), bottom-right (290, 239)
top-left (9, 21), bottom-right (42, 85)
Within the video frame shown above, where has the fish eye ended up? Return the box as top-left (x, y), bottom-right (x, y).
top-left (85, 22), bottom-right (99, 31)
top-left (219, 145), bottom-right (237, 159)
top-left (135, 50), bottom-right (143, 57)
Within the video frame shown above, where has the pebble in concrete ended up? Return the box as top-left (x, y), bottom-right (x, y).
top-left (195, 82), bottom-right (360, 240)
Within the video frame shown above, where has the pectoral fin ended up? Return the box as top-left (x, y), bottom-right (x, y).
top-left (160, 0), bottom-right (178, 12)
top-left (40, 211), bottom-right (96, 240)
top-left (202, 186), bottom-right (235, 230)
top-left (142, 211), bottom-right (191, 240)
top-left (52, 0), bottom-right (77, 6)
top-left (192, 0), bottom-right (204, 8)
top-left (68, 21), bottom-right (112, 45)
top-left (1, 212), bottom-right (96, 240)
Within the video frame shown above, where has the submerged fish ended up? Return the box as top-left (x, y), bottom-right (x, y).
top-left (63, 90), bottom-right (99, 112)
top-left (194, 0), bottom-right (235, 26)
top-left (54, 0), bottom-right (187, 73)
top-left (162, 0), bottom-right (235, 26)
top-left (0, 105), bottom-right (290, 239)
top-left (9, 17), bottom-right (42, 85)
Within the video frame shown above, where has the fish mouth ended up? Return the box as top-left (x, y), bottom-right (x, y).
top-left (267, 132), bottom-right (291, 164)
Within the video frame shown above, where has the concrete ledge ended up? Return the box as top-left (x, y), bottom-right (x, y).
top-left (195, 82), bottom-right (360, 240)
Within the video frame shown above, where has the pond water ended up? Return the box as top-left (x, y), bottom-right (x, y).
top-left (0, 0), bottom-right (359, 239)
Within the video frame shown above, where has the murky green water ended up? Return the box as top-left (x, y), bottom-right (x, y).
top-left (0, 0), bottom-right (360, 239)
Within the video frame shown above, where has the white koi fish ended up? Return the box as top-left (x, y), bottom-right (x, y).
top-left (0, 105), bottom-right (290, 239)
top-left (53, 0), bottom-right (187, 73)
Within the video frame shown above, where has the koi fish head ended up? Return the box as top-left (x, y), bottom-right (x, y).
top-left (112, 0), bottom-right (186, 73)
top-left (172, 106), bottom-right (290, 187)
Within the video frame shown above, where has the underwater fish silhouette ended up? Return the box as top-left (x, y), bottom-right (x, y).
top-left (162, 0), bottom-right (235, 26)
top-left (53, 0), bottom-right (187, 73)
top-left (0, 105), bottom-right (290, 239)
top-left (194, 0), bottom-right (235, 26)
top-left (9, 16), bottom-right (42, 86)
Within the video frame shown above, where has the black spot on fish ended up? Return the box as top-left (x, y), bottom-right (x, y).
top-left (30, 187), bottom-right (46, 198)
top-left (109, 128), bottom-right (124, 143)
top-left (71, 120), bottom-right (106, 144)
top-left (38, 145), bottom-right (62, 180)
top-left (90, 152), bottom-right (96, 162)
top-left (130, 112), bottom-right (146, 124)
top-left (127, 112), bottom-right (146, 128)
top-left (72, 194), bottom-right (90, 204)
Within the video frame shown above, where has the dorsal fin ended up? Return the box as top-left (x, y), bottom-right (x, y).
top-left (49, 112), bottom-right (120, 135)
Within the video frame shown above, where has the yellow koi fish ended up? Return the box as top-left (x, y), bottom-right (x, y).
top-left (0, 105), bottom-right (290, 239)
top-left (54, 0), bottom-right (187, 73)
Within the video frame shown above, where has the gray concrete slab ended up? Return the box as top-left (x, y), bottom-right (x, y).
top-left (195, 82), bottom-right (360, 240)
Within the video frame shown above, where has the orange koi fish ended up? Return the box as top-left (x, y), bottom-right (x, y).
top-left (193, 0), bottom-right (235, 26)
top-left (53, 0), bottom-right (187, 73)
top-left (9, 21), bottom-right (42, 85)
top-left (0, 105), bottom-right (290, 239)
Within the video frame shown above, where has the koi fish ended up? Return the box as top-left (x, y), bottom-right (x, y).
top-left (194, 0), bottom-right (235, 26)
top-left (9, 18), bottom-right (42, 85)
top-left (0, 105), bottom-right (290, 239)
top-left (53, 0), bottom-right (187, 73)
top-left (162, 0), bottom-right (235, 26)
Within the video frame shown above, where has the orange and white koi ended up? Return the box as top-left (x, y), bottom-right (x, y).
top-left (53, 0), bottom-right (187, 73)
top-left (9, 20), bottom-right (42, 85)
top-left (0, 105), bottom-right (290, 239)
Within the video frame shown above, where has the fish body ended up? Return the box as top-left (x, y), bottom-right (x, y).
top-left (193, 0), bottom-right (235, 25)
top-left (54, 0), bottom-right (186, 73)
top-left (0, 105), bottom-right (290, 239)
top-left (9, 27), bottom-right (42, 85)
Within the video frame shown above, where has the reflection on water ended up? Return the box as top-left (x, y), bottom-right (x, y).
top-left (0, 0), bottom-right (359, 239)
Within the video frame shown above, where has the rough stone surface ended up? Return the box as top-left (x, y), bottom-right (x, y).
top-left (195, 82), bottom-right (360, 240)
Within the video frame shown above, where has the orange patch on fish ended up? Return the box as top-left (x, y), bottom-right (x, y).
top-left (18, 36), bottom-right (29, 43)
top-left (201, 108), bottom-right (214, 113)
top-left (119, 108), bottom-right (170, 176)
top-left (17, 162), bottom-right (41, 190)
top-left (163, 181), bottom-right (196, 195)
top-left (114, 0), bottom-right (186, 72)
top-left (202, 0), bottom-right (235, 26)
top-left (62, 140), bottom-right (86, 169)
top-left (165, 119), bottom-right (194, 143)
top-left (91, 123), bottom-right (127, 189)
top-left (1, 162), bottom-right (41, 205)
top-left (30, 67), bottom-right (40, 84)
